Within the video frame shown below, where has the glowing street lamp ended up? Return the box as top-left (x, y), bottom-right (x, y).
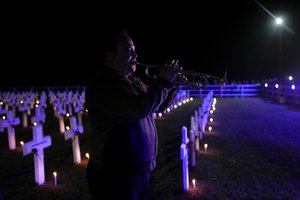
top-left (275, 17), bottom-right (283, 25)
top-left (275, 17), bottom-right (284, 81)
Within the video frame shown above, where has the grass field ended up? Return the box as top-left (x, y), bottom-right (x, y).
top-left (1, 97), bottom-right (300, 200)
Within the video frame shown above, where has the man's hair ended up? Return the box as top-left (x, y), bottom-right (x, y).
top-left (105, 29), bottom-right (129, 53)
top-left (99, 28), bottom-right (129, 63)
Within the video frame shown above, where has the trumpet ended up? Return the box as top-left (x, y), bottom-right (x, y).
top-left (135, 62), bottom-right (226, 88)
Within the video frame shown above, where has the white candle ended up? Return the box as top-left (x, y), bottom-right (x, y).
top-left (53, 171), bottom-right (57, 186)
top-left (204, 143), bottom-right (208, 152)
top-left (192, 179), bottom-right (196, 188)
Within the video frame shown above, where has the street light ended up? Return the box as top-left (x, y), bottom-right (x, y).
top-left (275, 17), bottom-right (284, 82)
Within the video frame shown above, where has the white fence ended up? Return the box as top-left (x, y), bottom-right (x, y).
top-left (260, 84), bottom-right (300, 107)
top-left (180, 84), bottom-right (260, 98)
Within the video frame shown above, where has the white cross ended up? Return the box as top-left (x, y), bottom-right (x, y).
top-left (18, 100), bottom-right (31, 128)
top-left (23, 124), bottom-right (51, 185)
top-left (31, 105), bottom-right (46, 125)
top-left (180, 126), bottom-right (189, 192)
top-left (54, 101), bottom-right (66, 133)
top-left (194, 110), bottom-right (200, 151)
top-left (189, 129), bottom-right (196, 167)
top-left (64, 116), bottom-right (83, 164)
top-left (74, 98), bottom-right (84, 126)
top-left (0, 110), bottom-right (20, 150)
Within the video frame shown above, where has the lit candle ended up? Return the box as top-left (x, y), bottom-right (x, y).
top-left (210, 118), bottom-right (213, 122)
top-left (192, 179), bottom-right (196, 188)
top-left (20, 141), bottom-right (24, 146)
top-left (85, 153), bottom-right (90, 159)
top-left (204, 143), bottom-right (208, 152)
top-left (33, 122), bottom-right (37, 126)
top-left (208, 126), bottom-right (212, 132)
top-left (53, 171), bottom-right (57, 186)
top-left (66, 126), bottom-right (70, 131)
top-left (158, 113), bottom-right (162, 117)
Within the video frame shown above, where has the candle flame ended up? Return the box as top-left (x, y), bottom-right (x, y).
top-left (192, 179), bottom-right (196, 188)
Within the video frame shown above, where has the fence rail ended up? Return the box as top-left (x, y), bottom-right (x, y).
top-left (180, 84), bottom-right (260, 98)
top-left (260, 84), bottom-right (300, 107)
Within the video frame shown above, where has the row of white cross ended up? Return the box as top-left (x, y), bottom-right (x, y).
top-left (180, 90), bottom-right (215, 192)
top-left (0, 89), bottom-right (191, 186)
top-left (0, 90), bottom-right (86, 185)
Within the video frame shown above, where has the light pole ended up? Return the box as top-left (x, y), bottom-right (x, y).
top-left (275, 17), bottom-right (283, 81)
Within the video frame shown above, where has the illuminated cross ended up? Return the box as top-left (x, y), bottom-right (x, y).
top-left (31, 105), bottom-right (46, 125)
top-left (0, 110), bottom-right (20, 150)
top-left (74, 98), bottom-right (85, 127)
top-left (198, 107), bottom-right (204, 140)
top-left (194, 110), bottom-right (200, 151)
top-left (64, 116), bottom-right (84, 164)
top-left (23, 124), bottom-right (51, 185)
top-left (18, 99), bottom-right (30, 128)
top-left (180, 126), bottom-right (189, 192)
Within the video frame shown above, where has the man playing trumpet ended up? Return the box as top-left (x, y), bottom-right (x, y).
top-left (85, 28), bottom-right (182, 200)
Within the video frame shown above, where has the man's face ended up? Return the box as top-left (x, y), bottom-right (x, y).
top-left (112, 36), bottom-right (137, 76)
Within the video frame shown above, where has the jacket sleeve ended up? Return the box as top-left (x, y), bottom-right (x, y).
top-left (156, 87), bottom-right (178, 113)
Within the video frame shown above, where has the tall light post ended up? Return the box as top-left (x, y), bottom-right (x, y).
top-left (275, 17), bottom-right (283, 81)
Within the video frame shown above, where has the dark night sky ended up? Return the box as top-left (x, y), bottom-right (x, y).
top-left (2, 0), bottom-right (300, 87)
